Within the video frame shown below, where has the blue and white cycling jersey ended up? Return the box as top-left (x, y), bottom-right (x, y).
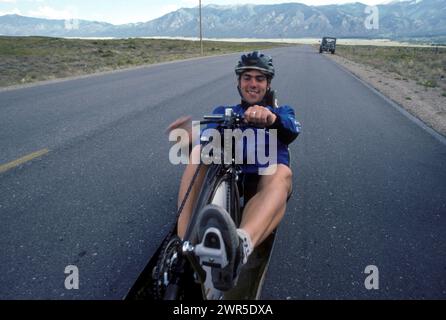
top-left (201, 104), bottom-right (300, 174)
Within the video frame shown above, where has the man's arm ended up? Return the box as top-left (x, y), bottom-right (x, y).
top-left (243, 104), bottom-right (300, 145)
top-left (268, 106), bottom-right (301, 145)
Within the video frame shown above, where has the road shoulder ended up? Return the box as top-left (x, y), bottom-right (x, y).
top-left (328, 54), bottom-right (446, 137)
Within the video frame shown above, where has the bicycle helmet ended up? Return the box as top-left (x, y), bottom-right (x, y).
top-left (235, 51), bottom-right (275, 79)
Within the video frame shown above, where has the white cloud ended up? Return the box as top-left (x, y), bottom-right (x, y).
top-left (159, 4), bottom-right (182, 15)
top-left (0, 8), bottom-right (21, 15)
top-left (180, 0), bottom-right (199, 7)
top-left (27, 5), bottom-right (78, 20)
top-left (103, 4), bottom-right (183, 24)
top-left (0, 0), bottom-right (17, 3)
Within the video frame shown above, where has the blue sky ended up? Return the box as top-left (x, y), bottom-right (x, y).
top-left (0, 0), bottom-right (389, 25)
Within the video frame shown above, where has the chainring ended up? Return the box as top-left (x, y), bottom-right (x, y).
top-left (151, 235), bottom-right (182, 300)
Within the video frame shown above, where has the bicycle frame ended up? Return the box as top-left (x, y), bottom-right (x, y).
top-left (126, 108), bottom-right (279, 300)
top-left (181, 109), bottom-right (245, 299)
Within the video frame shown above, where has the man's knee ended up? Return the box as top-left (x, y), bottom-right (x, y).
top-left (259, 165), bottom-right (293, 192)
top-left (277, 165), bottom-right (293, 195)
top-left (279, 165), bottom-right (293, 182)
top-left (282, 166), bottom-right (293, 197)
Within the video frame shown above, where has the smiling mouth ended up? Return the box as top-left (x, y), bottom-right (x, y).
top-left (246, 90), bottom-right (260, 95)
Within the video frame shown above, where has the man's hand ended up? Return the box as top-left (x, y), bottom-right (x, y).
top-left (166, 115), bottom-right (192, 134)
top-left (244, 105), bottom-right (277, 127)
top-left (166, 115), bottom-right (197, 147)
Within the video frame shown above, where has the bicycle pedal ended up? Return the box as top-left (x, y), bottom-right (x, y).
top-left (204, 232), bottom-right (221, 249)
top-left (194, 227), bottom-right (228, 269)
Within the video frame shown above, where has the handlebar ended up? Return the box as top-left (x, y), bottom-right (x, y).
top-left (199, 109), bottom-right (245, 128)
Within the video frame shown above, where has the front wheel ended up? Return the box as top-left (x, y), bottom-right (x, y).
top-left (163, 283), bottom-right (182, 300)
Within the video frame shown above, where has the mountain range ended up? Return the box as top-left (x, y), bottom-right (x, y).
top-left (0, 0), bottom-right (445, 39)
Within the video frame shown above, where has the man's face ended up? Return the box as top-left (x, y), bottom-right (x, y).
top-left (239, 70), bottom-right (269, 105)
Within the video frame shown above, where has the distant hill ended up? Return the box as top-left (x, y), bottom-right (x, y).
top-left (1, 0), bottom-right (445, 39)
top-left (0, 14), bottom-right (114, 37)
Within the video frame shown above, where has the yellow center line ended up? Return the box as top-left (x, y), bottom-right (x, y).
top-left (0, 148), bottom-right (49, 174)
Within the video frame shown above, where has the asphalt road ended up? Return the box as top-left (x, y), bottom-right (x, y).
top-left (0, 46), bottom-right (445, 299)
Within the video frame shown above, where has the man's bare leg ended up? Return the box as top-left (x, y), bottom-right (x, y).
top-left (239, 164), bottom-right (293, 247)
top-left (177, 145), bottom-right (208, 239)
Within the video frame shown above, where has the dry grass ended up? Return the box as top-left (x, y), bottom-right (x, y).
top-left (0, 36), bottom-right (286, 87)
top-left (334, 45), bottom-right (446, 93)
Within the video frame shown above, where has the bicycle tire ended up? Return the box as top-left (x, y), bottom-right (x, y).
top-left (184, 164), bottom-right (241, 244)
top-left (163, 283), bottom-right (181, 300)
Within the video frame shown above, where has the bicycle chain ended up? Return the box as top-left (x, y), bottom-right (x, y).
top-left (151, 162), bottom-right (203, 299)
